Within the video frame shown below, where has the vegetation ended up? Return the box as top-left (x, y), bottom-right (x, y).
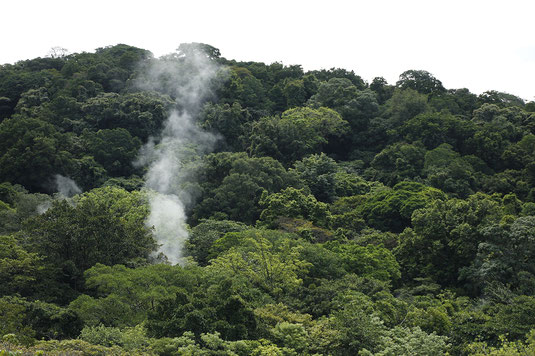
top-left (1, 43), bottom-right (535, 355)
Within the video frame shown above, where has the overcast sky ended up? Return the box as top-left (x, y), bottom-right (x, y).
top-left (3, 0), bottom-right (534, 101)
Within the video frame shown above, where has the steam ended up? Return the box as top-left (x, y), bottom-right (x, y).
top-left (54, 174), bottom-right (82, 197)
top-left (38, 174), bottom-right (82, 214)
top-left (136, 47), bottom-right (221, 265)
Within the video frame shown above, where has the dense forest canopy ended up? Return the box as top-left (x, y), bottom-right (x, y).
top-left (1, 43), bottom-right (535, 355)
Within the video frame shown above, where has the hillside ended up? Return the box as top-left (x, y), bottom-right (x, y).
top-left (1, 43), bottom-right (535, 355)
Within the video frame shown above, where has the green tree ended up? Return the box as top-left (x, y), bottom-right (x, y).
top-left (0, 235), bottom-right (42, 297)
top-left (395, 193), bottom-right (503, 288)
top-left (199, 102), bottom-right (251, 151)
top-left (325, 241), bottom-right (401, 282)
top-left (396, 70), bottom-right (446, 96)
top-left (383, 88), bottom-right (429, 130)
top-left (208, 230), bottom-right (311, 295)
top-left (259, 187), bottom-right (331, 228)
top-left (22, 186), bottom-right (155, 301)
top-left (248, 107), bottom-right (348, 164)
top-left (401, 112), bottom-right (475, 151)
top-left (460, 216), bottom-right (535, 294)
top-left (0, 116), bottom-right (76, 192)
top-left (368, 142), bottom-right (426, 186)
top-left (423, 144), bottom-right (476, 197)
top-left (81, 128), bottom-right (142, 177)
top-left (185, 219), bottom-right (249, 266)
top-left (192, 153), bottom-right (300, 225)
top-left (81, 92), bottom-right (173, 141)
top-left (69, 263), bottom-right (200, 327)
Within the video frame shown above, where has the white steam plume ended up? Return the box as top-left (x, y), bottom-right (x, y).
top-left (38, 174), bottom-right (82, 214)
top-left (55, 174), bottom-right (82, 197)
top-left (136, 47), bottom-right (222, 265)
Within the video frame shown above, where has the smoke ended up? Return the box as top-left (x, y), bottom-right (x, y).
top-left (136, 46), bottom-right (222, 265)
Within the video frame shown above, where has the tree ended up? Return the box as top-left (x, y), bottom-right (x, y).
top-left (192, 153), bottom-right (300, 225)
top-left (329, 295), bottom-right (386, 355)
top-left (370, 77), bottom-right (394, 104)
top-left (47, 47), bottom-right (69, 59)
top-left (307, 78), bottom-right (379, 148)
top-left (199, 102), bottom-right (251, 151)
top-left (292, 153), bottom-right (340, 203)
top-left (208, 230), bottom-right (311, 295)
top-left (395, 193), bottom-right (503, 288)
top-left (69, 263), bottom-right (200, 327)
top-left (248, 107), bottom-right (348, 164)
top-left (0, 116), bottom-right (76, 192)
top-left (81, 128), bottom-right (142, 177)
top-left (383, 88), bottom-right (429, 130)
top-left (423, 144), bottom-right (477, 197)
top-left (478, 90), bottom-right (525, 107)
top-left (355, 181), bottom-right (445, 233)
top-left (365, 326), bottom-right (450, 355)
top-left (185, 219), bottom-right (248, 266)
top-left (368, 142), bottom-right (427, 186)
top-left (259, 187), bottom-right (331, 228)
top-left (460, 216), bottom-right (535, 294)
top-left (396, 70), bottom-right (445, 96)
top-left (0, 235), bottom-right (42, 297)
top-left (81, 92), bottom-right (173, 141)
top-left (401, 112), bottom-right (475, 151)
top-left (177, 43), bottom-right (221, 60)
top-left (325, 241), bottom-right (401, 282)
top-left (307, 68), bottom-right (366, 89)
top-left (22, 186), bottom-right (155, 301)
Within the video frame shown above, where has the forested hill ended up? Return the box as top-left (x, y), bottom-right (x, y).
top-left (1, 43), bottom-right (535, 355)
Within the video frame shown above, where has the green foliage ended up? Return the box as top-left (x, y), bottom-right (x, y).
top-left (70, 263), bottom-right (200, 327)
top-left (22, 186), bottom-right (155, 301)
top-left (78, 324), bottom-right (152, 352)
top-left (467, 330), bottom-right (535, 355)
top-left (292, 153), bottom-right (339, 202)
top-left (325, 241), bottom-right (400, 282)
top-left (0, 296), bottom-right (81, 345)
top-left (368, 142), bottom-right (426, 186)
top-left (208, 229), bottom-right (311, 295)
top-left (460, 216), bottom-right (535, 293)
top-left (396, 70), bottom-right (445, 96)
top-left (248, 106), bottom-right (348, 164)
top-left (292, 153), bottom-right (369, 203)
top-left (396, 193), bottom-right (504, 287)
top-left (79, 325), bottom-right (126, 347)
top-left (424, 144), bottom-right (477, 197)
top-left (383, 88), bottom-right (429, 129)
top-left (0, 297), bottom-right (36, 346)
top-left (259, 187), bottom-right (331, 228)
top-left (358, 181), bottom-right (445, 232)
top-left (0, 235), bottom-right (42, 296)
top-left (0, 116), bottom-right (76, 192)
top-left (199, 102), bottom-right (251, 151)
top-left (192, 152), bottom-right (300, 225)
top-left (3, 43), bottom-right (535, 355)
top-left (81, 92), bottom-right (173, 140)
top-left (329, 295), bottom-right (386, 354)
top-left (365, 326), bottom-right (450, 355)
top-left (0, 184), bottom-right (51, 234)
top-left (401, 112), bottom-right (475, 151)
top-left (81, 128), bottom-right (141, 177)
top-left (185, 219), bottom-right (249, 265)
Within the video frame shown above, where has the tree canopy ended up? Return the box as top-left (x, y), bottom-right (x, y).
top-left (2, 43), bottom-right (535, 355)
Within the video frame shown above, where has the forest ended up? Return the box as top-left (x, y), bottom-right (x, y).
top-left (1, 42), bottom-right (535, 355)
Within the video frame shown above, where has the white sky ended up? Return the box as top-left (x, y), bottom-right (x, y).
top-left (2, 0), bottom-right (534, 101)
